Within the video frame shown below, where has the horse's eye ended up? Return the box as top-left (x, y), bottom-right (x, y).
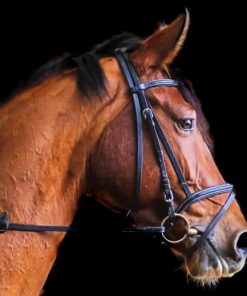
top-left (178, 119), bottom-right (195, 131)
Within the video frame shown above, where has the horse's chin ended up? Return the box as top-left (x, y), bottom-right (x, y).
top-left (172, 242), bottom-right (246, 288)
top-left (185, 255), bottom-right (231, 288)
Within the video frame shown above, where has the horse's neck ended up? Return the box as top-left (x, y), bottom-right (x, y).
top-left (1, 74), bottom-right (85, 221)
top-left (0, 68), bottom-right (127, 295)
top-left (0, 71), bottom-right (123, 295)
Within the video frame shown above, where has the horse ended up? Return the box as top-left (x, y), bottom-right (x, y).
top-left (0, 11), bottom-right (246, 295)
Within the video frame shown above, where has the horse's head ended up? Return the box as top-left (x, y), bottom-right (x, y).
top-left (87, 12), bottom-right (247, 285)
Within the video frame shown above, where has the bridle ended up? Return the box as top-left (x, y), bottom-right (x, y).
top-left (0, 50), bottom-right (235, 252)
top-left (114, 50), bottom-right (236, 248)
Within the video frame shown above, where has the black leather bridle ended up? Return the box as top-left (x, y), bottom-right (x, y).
top-left (0, 50), bottom-right (236, 251)
top-left (115, 50), bottom-right (236, 247)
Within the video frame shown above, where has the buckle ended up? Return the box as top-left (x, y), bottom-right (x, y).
top-left (142, 108), bottom-right (153, 120)
top-left (0, 212), bottom-right (9, 233)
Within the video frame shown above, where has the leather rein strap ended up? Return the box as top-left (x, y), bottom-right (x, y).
top-left (0, 212), bottom-right (71, 233)
top-left (115, 50), bottom-right (235, 247)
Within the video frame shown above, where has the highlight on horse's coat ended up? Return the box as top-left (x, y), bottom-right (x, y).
top-left (0, 10), bottom-right (246, 295)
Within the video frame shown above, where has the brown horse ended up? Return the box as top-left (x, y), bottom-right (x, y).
top-left (0, 12), bottom-right (246, 295)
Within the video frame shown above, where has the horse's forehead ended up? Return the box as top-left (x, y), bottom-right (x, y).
top-left (144, 85), bottom-right (196, 119)
top-left (102, 57), bottom-right (196, 124)
top-left (123, 62), bottom-right (193, 111)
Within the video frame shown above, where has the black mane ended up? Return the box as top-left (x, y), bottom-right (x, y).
top-left (3, 32), bottom-right (213, 152)
top-left (14, 32), bottom-right (142, 100)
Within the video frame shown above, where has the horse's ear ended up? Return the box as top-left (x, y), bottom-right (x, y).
top-left (136, 9), bottom-right (190, 67)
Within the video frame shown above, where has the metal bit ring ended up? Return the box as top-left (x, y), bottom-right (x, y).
top-left (161, 214), bottom-right (190, 244)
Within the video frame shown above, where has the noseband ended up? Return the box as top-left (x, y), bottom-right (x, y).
top-left (115, 50), bottom-right (235, 248)
top-left (0, 50), bottom-right (235, 253)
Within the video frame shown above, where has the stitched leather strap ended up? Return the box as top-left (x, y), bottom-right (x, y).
top-left (115, 51), bottom-right (143, 206)
top-left (0, 212), bottom-right (70, 233)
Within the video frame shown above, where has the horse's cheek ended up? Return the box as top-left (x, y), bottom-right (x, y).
top-left (89, 124), bottom-right (135, 199)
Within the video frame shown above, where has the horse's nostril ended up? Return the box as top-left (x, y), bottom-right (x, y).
top-left (236, 230), bottom-right (247, 255)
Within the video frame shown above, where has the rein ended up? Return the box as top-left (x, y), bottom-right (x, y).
top-left (0, 212), bottom-right (71, 233)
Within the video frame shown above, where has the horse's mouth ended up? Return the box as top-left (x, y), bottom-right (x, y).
top-left (186, 254), bottom-right (231, 282)
top-left (181, 232), bottom-right (246, 287)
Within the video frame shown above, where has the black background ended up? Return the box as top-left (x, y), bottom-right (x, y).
top-left (0, 1), bottom-right (246, 295)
